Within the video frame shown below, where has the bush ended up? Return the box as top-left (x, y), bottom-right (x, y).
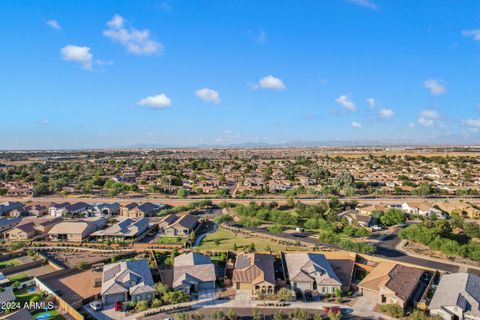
top-left (378, 304), bottom-right (404, 318)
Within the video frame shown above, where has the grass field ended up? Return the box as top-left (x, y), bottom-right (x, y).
top-left (0, 258), bottom-right (21, 269)
top-left (197, 228), bottom-right (308, 251)
top-left (8, 273), bottom-right (30, 283)
top-left (15, 287), bottom-right (43, 304)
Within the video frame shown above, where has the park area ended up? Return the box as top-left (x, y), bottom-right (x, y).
top-left (197, 227), bottom-right (308, 251)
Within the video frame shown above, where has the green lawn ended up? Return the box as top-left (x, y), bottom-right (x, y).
top-left (31, 309), bottom-right (65, 320)
top-left (0, 258), bottom-right (21, 269)
top-left (197, 228), bottom-right (308, 252)
top-left (9, 273), bottom-right (30, 283)
top-left (15, 287), bottom-right (43, 304)
top-left (157, 236), bottom-right (185, 244)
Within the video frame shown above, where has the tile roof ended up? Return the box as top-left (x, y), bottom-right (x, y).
top-left (429, 273), bottom-right (480, 316)
top-left (233, 253), bottom-right (276, 285)
top-left (358, 262), bottom-right (423, 301)
top-left (284, 253), bottom-right (341, 287)
top-left (101, 260), bottom-right (155, 296)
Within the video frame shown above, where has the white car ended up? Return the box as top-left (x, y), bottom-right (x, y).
top-left (371, 225), bottom-right (382, 231)
top-left (89, 300), bottom-right (103, 311)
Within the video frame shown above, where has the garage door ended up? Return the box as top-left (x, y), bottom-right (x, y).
top-left (104, 293), bottom-right (125, 305)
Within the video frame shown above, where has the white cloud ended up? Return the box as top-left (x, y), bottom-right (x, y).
top-left (137, 94), bottom-right (171, 109)
top-left (336, 95), bottom-right (356, 111)
top-left (461, 118), bottom-right (480, 127)
top-left (462, 29), bottom-right (480, 41)
top-left (347, 0), bottom-right (378, 10)
top-left (408, 122), bottom-right (415, 128)
top-left (103, 14), bottom-right (163, 55)
top-left (158, 2), bottom-right (172, 13)
top-left (248, 29), bottom-right (268, 44)
top-left (39, 120), bottom-right (49, 126)
top-left (417, 109), bottom-right (440, 127)
top-left (379, 108), bottom-right (395, 119)
top-left (60, 45), bottom-right (93, 70)
top-left (46, 19), bottom-right (61, 30)
top-left (366, 97), bottom-right (376, 108)
top-left (351, 121), bottom-right (362, 129)
top-left (423, 79), bottom-right (447, 95)
top-left (195, 88), bottom-right (220, 104)
top-left (253, 75), bottom-right (286, 91)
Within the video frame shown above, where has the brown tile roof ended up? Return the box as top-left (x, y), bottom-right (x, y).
top-left (358, 262), bottom-right (423, 301)
top-left (232, 253), bottom-right (275, 285)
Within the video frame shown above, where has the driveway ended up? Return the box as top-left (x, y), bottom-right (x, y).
top-left (352, 296), bottom-right (377, 317)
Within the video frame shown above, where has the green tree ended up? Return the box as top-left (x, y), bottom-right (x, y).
top-left (177, 188), bottom-right (189, 199)
top-left (379, 208), bottom-right (404, 226)
top-left (226, 309), bottom-right (237, 320)
top-left (252, 308), bottom-right (262, 320)
top-left (210, 311), bottom-right (225, 320)
top-left (278, 287), bottom-right (293, 301)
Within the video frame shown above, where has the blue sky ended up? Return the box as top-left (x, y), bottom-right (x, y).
top-left (1, 0), bottom-right (480, 149)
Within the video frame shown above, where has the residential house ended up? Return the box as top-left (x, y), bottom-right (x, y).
top-left (232, 253), bottom-right (276, 295)
top-left (402, 202), bottom-right (448, 219)
top-left (24, 204), bottom-right (48, 216)
top-left (48, 218), bottom-right (106, 242)
top-left (90, 203), bottom-right (120, 217)
top-left (284, 253), bottom-right (342, 295)
top-left (0, 202), bottom-right (25, 217)
top-left (6, 217), bottom-right (61, 240)
top-left (0, 217), bottom-right (21, 233)
top-left (121, 202), bottom-right (161, 218)
top-left (0, 287), bottom-right (16, 305)
top-left (357, 204), bottom-right (387, 215)
top-left (173, 252), bottom-right (216, 294)
top-left (64, 202), bottom-right (92, 216)
top-left (429, 273), bottom-right (480, 320)
top-left (358, 262), bottom-right (424, 310)
top-left (338, 210), bottom-right (373, 227)
top-left (163, 214), bottom-right (198, 238)
top-left (48, 202), bottom-right (71, 217)
top-left (158, 214), bottom-right (178, 230)
top-left (91, 218), bottom-right (149, 242)
top-left (5, 188), bottom-right (33, 197)
top-left (101, 260), bottom-right (155, 305)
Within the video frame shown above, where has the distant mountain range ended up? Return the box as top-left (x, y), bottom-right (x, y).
top-left (123, 137), bottom-right (480, 149)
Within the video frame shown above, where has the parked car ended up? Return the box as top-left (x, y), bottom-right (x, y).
top-left (371, 225), bottom-right (382, 231)
top-left (295, 290), bottom-right (303, 300)
top-left (89, 301), bottom-right (103, 311)
top-left (304, 291), bottom-right (313, 302)
top-left (114, 301), bottom-right (123, 311)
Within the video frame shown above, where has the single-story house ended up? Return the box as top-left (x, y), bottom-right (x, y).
top-left (49, 202), bottom-right (71, 217)
top-left (338, 210), bottom-right (373, 227)
top-left (0, 217), bottom-right (21, 233)
top-left (91, 218), bottom-right (149, 242)
top-left (6, 217), bottom-right (61, 240)
top-left (121, 202), bottom-right (161, 218)
top-left (90, 203), bottom-right (120, 217)
top-left (284, 253), bottom-right (342, 295)
top-left (24, 204), bottom-right (48, 216)
top-left (232, 253), bottom-right (276, 296)
top-left (101, 260), bottom-right (155, 305)
top-left (48, 218), bottom-right (106, 242)
top-left (429, 273), bottom-right (480, 320)
top-left (0, 202), bottom-right (25, 217)
top-left (173, 252), bottom-right (216, 294)
top-left (358, 262), bottom-right (424, 310)
top-left (163, 214), bottom-right (198, 238)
